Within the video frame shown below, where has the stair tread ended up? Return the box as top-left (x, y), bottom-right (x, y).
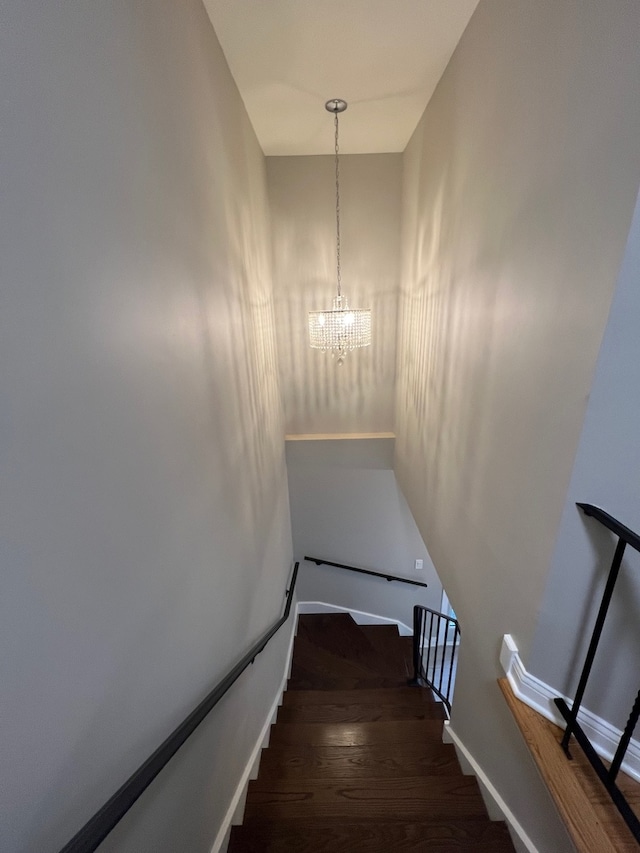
top-left (276, 701), bottom-right (445, 723)
top-left (244, 775), bottom-right (488, 821)
top-left (291, 635), bottom-right (389, 680)
top-left (287, 674), bottom-right (409, 690)
top-left (282, 687), bottom-right (435, 707)
top-left (358, 624), bottom-right (400, 635)
top-left (297, 612), bottom-right (363, 639)
top-left (230, 613), bottom-right (494, 851)
top-left (282, 683), bottom-right (439, 708)
top-left (268, 719), bottom-right (444, 746)
top-left (297, 614), bottom-right (409, 679)
top-left (257, 743), bottom-right (462, 779)
top-left (229, 818), bottom-right (515, 852)
top-left (359, 625), bottom-right (411, 679)
top-left (398, 635), bottom-right (415, 676)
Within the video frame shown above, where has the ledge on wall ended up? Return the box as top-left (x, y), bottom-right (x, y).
top-left (499, 634), bottom-right (640, 783)
top-left (499, 677), bottom-right (639, 853)
top-left (285, 432), bottom-right (396, 441)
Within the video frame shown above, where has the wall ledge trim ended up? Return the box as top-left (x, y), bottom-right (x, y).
top-left (285, 432), bottom-right (395, 441)
top-left (500, 634), bottom-right (640, 783)
top-left (296, 600), bottom-right (413, 635)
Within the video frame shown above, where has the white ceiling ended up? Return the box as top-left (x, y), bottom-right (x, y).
top-left (203, 0), bottom-right (480, 156)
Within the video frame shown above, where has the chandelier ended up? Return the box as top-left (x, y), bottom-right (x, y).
top-left (308, 99), bottom-right (371, 365)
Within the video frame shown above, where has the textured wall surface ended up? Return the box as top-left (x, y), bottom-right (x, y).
top-left (268, 154), bottom-right (401, 434)
top-left (530, 190), bottom-right (640, 729)
top-left (0, 2), bottom-right (292, 851)
top-left (394, 0), bottom-right (640, 849)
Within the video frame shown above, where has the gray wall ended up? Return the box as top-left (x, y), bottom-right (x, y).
top-left (394, 0), bottom-right (640, 849)
top-left (0, 3), bottom-right (293, 852)
top-left (529, 189), bottom-right (640, 728)
top-left (268, 154), bottom-right (401, 435)
top-left (287, 439), bottom-right (442, 627)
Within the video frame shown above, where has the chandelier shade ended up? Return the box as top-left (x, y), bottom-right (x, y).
top-left (309, 295), bottom-right (371, 363)
top-left (308, 99), bottom-right (371, 365)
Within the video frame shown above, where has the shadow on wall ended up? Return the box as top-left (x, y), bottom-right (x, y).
top-left (396, 166), bottom-right (507, 531)
top-left (268, 155), bottom-right (401, 435)
top-left (274, 249), bottom-right (396, 434)
top-left (195, 172), bottom-right (287, 558)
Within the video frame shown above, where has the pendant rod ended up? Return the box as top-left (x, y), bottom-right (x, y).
top-left (325, 99), bottom-right (347, 300)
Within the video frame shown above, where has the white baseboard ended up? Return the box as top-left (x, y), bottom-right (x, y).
top-left (500, 634), bottom-right (640, 783)
top-left (297, 600), bottom-right (413, 636)
top-left (443, 721), bottom-right (539, 853)
top-left (209, 610), bottom-right (298, 853)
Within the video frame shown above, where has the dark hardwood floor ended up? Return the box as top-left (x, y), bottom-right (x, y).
top-left (228, 613), bottom-right (515, 852)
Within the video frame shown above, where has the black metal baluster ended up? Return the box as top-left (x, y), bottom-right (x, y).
top-left (446, 622), bottom-right (459, 705)
top-left (550, 505), bottom-right (640, 841)
top-left (420, 614), bottom-right (427, 679)
top-left (610, 688), bottom-right (640, 782)
top-left (411, 605), bottom-right (422, 685)
top-left (561, 537), bottom-right (627, 752)
top-left (425, 611), bottom-right (434, 683)
top-left (438, 616), bottom-right (447, 694)
top-left (408, 606), bottom-right (460, 716)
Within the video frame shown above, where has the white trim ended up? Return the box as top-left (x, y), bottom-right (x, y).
top-left (285, 432), bottom-right (395, 441)
top-left (443, 721), bottom-right (539, 853)
top-left (209, 611), bottom-right (298, 853)
top-left (296, 600), bottom-right (413, 636)
top-left (500, 634), bottom-right (640, 784)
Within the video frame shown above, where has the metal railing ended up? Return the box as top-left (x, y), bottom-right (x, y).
top-left (410, 604), bottom-right (460, 715)
top-left (554, 503), bottom-right (640, 842)
top-left (304, 555), bottom-right (429, 588)
top-left (57, 562), bottom-right (300, 853)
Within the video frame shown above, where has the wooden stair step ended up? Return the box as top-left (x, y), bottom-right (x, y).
top-left (297, 613), bottom-right (370, 649)
top-left (229, 818), bottom-right (515, 852)
top-left (287, 673), bottom-right (408, 690)
top-left (359, 625), bottom-right (412, 679)
top-left (282, 687), bottom-right (435, 707)
top-left (297, 614), bottom-right (408, 679)
top-left (287, 663), bottom-right (409, 690)
top-left (268, 719), bottom-right (444, 747)
top-left (276, 700), bottom-right (445, 723)
top-left (256, 742), bottom-right (462, 780)
top-left (398, 635), bottom-right (415, 677)
top-left (243, 775), bottom-right (488, 822)
top-left (229, 614), bottom-right (509, 853)
top-left (290, 635), bottom-right (390, 682)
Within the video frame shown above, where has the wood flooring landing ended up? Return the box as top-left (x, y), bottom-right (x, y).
top-left (499, 677), bottom-right (640, 852)
top-left (228, 615), bottom-right (515, 852)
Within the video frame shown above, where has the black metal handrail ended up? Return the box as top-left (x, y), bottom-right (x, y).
top-left (410, 605), bottom-right (460, 715)
top-left (554, 503), bottom-right (640, 842)
top-left (58, 562), bottom-right (300, 853)
top-left (304, 556), bottom-right (429, 588)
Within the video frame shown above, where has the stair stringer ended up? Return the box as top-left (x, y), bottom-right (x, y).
top-left (210, 607), bottom-right (299, 853)
top-left (443, 721), bottom-right (538, 853)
